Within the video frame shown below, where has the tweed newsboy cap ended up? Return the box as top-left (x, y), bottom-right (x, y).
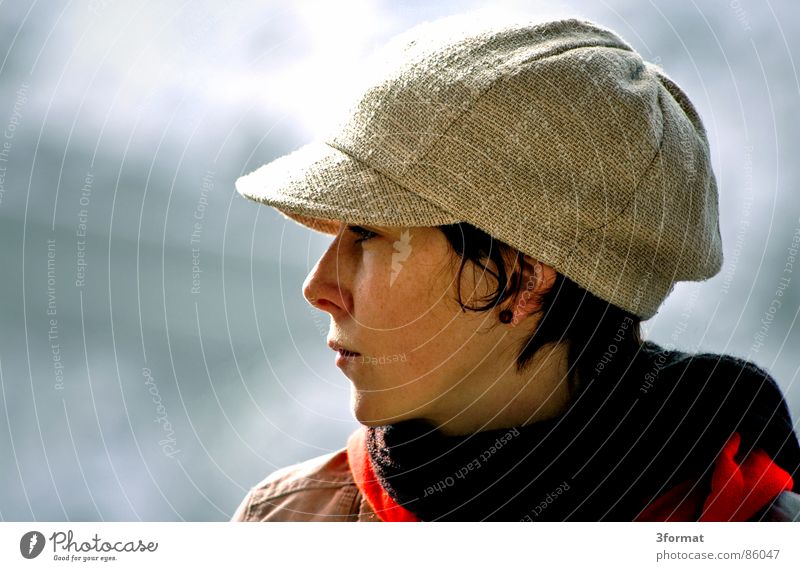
top-left (236, 15), bottom-right (723, 320)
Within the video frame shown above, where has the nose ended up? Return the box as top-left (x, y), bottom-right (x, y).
top-left (302, 229), bottom-right (354, 319)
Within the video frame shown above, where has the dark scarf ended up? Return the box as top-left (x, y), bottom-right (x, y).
top-left (366, 341), bottom-right (800, 521)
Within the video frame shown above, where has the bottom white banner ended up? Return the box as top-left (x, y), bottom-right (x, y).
top-left (1, 522), bottom-right (798, 570)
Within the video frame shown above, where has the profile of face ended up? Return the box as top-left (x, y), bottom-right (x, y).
top-left (302, 222), bottom-right (569, 435)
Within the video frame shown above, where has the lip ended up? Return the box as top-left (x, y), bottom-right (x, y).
top-left (328, 340), bottom-right (361, 366)
top-left (328, 340), bottom-right (360, 355)
top-left (334, 351), bottom-right (361, 367)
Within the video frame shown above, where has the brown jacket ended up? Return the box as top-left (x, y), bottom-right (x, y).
top-left (230, 447), bottom-right (800, 522)
top-left (231, 448), bottom-right (378, 522)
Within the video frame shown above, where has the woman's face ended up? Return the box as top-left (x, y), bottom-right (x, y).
top-left (302, 221), bottom-right (564, 432)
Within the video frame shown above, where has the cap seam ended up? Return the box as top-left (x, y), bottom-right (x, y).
top-left (322, 140), bottom-right (463, 223)
top-left (412, 41), bottom-right (636, 173)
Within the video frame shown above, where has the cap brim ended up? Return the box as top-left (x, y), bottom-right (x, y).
top-left (235, 140), bottom-right (463, 235)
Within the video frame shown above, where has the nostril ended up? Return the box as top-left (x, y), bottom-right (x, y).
top-left (306, 294), bottom-right (341, 315)
top-left (302, 265), bottom-right (351, 316)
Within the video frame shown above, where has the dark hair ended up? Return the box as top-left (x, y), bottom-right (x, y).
top-left (438, 222), bottom-right (644, 400)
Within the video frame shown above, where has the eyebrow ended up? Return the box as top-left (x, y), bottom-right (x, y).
top-left (351, 223), bottom-right (391, 233)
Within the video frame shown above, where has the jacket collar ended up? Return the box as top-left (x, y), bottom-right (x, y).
top-left (347, 426), bottom-right (420, 522)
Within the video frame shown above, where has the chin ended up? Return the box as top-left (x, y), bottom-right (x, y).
top-left (350, 391), bottom-right (411, 426)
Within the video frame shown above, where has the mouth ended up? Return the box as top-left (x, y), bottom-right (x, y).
top-left (328, 340), bottom-right (361, 358)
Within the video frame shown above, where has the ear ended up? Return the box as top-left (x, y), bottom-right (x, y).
top-left (508, 256), bottom-right (556, 325)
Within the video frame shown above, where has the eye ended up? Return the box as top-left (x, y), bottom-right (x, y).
top-left (347, 225), bottom-right (378, 244)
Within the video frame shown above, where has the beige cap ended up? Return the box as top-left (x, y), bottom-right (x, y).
top-left (235, 16), bottom-right (723, 320)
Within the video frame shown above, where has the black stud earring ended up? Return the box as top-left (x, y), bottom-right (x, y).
top-left (499, 309), bottom-right (513, 324)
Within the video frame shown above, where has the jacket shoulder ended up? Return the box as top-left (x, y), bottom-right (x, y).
top-left (750, 490), bottom-right (800, 522)
top-left (231, 447), bottom-right (366, 522)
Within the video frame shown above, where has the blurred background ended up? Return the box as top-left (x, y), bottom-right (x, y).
top-left (0, 0), bottom-right (798, 521)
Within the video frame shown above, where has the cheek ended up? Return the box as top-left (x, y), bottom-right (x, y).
top-left (368, 272), bottom-right (458, 338)
top-left (354, 245), bottom-right (475, 363)
top-left (356, 254), bottom-right (451, 326)
top-left (391, 298), bottom-right (479, 380)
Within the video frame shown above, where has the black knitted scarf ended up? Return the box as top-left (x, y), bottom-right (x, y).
top-left (366, 341), bottom-right (800, 521)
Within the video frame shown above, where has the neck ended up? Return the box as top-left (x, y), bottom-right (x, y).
top-left (422, 341), bottom-right (573, 436)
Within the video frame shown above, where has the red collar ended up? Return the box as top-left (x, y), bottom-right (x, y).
top-left (635, 431), bottom-right (793, 521)
top-left (347, 426), bottom-right (793, 522)
top-left (346, 426), bottom-right (420, 521)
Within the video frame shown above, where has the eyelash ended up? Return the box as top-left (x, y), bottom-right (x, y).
top-left (347, 225), bottom-right (377, 244)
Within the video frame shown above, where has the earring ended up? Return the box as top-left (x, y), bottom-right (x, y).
top-left (499, 309), bottom-right (513, 324)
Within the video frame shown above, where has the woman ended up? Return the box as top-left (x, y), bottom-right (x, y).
top-left (231, 15), bottom-right (800, 522)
